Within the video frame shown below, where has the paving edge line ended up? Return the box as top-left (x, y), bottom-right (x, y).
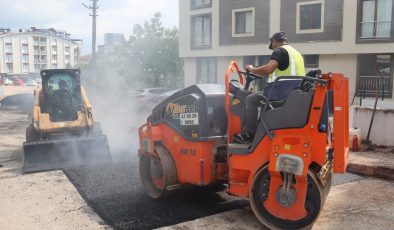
top-left (347, 163), bottom-right (394, 181)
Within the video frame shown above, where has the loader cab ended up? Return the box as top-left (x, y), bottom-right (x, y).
top-left (40, 69), bottom-right (82, 122)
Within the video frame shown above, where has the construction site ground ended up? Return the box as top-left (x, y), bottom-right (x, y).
top-left (1, 86), bottom-right (394, 230)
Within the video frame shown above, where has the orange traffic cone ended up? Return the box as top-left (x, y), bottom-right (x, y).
top-left (352, 135), bottom-right (359, 152)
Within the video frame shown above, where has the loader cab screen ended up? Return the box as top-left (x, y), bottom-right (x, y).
top-left (44, 73), bottom-right (82, 122)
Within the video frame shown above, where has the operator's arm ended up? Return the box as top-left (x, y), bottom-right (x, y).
top-left (246, 60), bottom-right (278, 76)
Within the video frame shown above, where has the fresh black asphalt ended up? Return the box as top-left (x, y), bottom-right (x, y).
top-left (63, 152), bottom-right (249, 230)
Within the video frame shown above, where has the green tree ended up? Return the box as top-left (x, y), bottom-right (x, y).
top-left (82, 12), bottom-right (183, 98)
top-left (128, 12), bottom-right (183, 88)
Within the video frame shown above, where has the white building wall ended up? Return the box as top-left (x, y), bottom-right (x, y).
top-left (353, 108), bottom-right (394, 146)
top-left (0, 32), bottom-right (81, 74)
top-left (318, 54), bottom-right (357, 99)
top-left (184, 57), bottom-right (196, 87)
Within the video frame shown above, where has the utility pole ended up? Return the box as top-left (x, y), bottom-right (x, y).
top-left (82, 0), bottom-right (99, 57)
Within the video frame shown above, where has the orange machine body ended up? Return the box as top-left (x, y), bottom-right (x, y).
top-left (138, 60), bottom-right (349, 225)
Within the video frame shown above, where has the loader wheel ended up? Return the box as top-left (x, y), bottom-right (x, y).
top-left (139, 144), bottom-right (177, 199)
top-left (250, 165), bottom-right (332, 230)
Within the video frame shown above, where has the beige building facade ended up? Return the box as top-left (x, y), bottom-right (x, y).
top-left (179, 0), bottom-right (394, 101)
top-left (0, 28), bottom-right (82, 77)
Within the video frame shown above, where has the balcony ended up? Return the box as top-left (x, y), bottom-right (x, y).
top-left (52, 60), bottom-right (57, 64)
top-left (355, 76), bottom-right (392, 99)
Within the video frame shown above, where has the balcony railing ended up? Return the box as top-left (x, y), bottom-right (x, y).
top-left (191, 33), bottom-right (211, 49)
top-left (360, 21), bottom-right (391, 38)
top-left (355, 76), bottom-right (392, 100)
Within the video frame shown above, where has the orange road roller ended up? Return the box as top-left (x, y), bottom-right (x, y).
top-left (138, 61), bottom-right (349, 229)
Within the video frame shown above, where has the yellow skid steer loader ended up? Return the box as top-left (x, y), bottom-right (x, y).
top-left (23, 69), bottom-right (111, 173)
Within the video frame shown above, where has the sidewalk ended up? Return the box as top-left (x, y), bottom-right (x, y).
top-left (347, 147), bottom-right (394, 180)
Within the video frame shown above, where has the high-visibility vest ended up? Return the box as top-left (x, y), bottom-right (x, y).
top-left (268, 45), bottom-right (305, 82)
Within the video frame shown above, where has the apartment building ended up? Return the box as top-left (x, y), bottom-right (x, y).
top-left (179, 0), bottom-right (394, 100)
top-left (0, 27), bottom-right (82, 77)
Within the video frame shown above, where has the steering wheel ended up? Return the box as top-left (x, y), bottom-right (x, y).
top-left (237, 70), bottom-right (265, 91)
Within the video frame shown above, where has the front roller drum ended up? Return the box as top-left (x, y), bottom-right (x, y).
top-left (139, 143), bottom-right (178, 199)
top-left (250, 165), bottom-right (332, 230)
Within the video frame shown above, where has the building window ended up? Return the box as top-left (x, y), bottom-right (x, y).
top-left (65, 55), bottom-right (70, 64)
top-left (304, 55), bottom-right (319, 68)
top-left (21, 37), bottom-right (28, 44)
top-left (22, 45), bottom-right (29, 54)
top-left (360, 0), bottom-right (392, 38)
top-left (357, 54), bottom-right (393, 98)
top-left (4, 37), bottom-right (12, 44)
top-left (41, 55), bottom-right (47, 62)
top-left (52, 55), bottom-right (57, 64)
top-left (34, 64), bottom-right (41, 72)
top-left (197, 57), bottom-right (216, 83)
top-left (40, 46), bottom-right (46, 52)
top-left (191, 0), bottom-right (211, 9)
top-left (191, 14), bottom-right (211, 49)
top-left (232, 8), bottom-right (255, 37)
top-left (296, 0), bottom-right (324, 34)
top-left (6, 64), bottom-right (13, 73)
top-left (22, 64), bottom-right (29, 73)
top-left (5, 54), bottom-right (13, 63)
top-left (5, 44), bottom-right (12, 53)
top-left (22, 54), bottom-right (29, 63)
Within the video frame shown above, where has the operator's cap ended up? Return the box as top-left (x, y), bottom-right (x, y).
top-left (269, 31), bottom-right (288, 50)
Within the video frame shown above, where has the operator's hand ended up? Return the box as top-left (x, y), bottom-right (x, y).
top-left (245, 65), bottom-right (255, 73)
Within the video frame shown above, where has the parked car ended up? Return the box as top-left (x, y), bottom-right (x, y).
top-left (13, 79), bottom-right (25, 86)
top-left (130, 87), bottom-right (172, 110)
top-left (26, 79), bottom-right (38, 86)
top-left (4, 77), bottom-right (13, 85)
top-left (158, 89), bottom-right (178, 101)
top-left (35, 78), bottom-right (42, 84)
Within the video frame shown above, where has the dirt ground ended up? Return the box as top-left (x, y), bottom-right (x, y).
top-left (160, 178), bottom-right (394, 230)
top-left (0, 86), bottom-right (110, 230)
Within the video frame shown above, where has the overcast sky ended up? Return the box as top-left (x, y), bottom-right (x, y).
top-left (0, 0), bottom-right (179, 54)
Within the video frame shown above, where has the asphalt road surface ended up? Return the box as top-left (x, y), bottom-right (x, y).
top-left (0, 88), bottom-right (367, 230)
top-left (64, 149), bottom-right (365, 230)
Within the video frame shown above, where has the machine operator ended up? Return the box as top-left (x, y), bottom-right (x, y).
top-left (234, 31), bottom-right (306, 144)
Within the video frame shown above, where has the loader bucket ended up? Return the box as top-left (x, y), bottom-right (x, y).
top-left (22, 135), bottom-right (111, 174)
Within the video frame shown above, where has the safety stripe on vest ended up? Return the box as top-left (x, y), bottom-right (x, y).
top-left (288, 46), bottom-right (296, 75)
